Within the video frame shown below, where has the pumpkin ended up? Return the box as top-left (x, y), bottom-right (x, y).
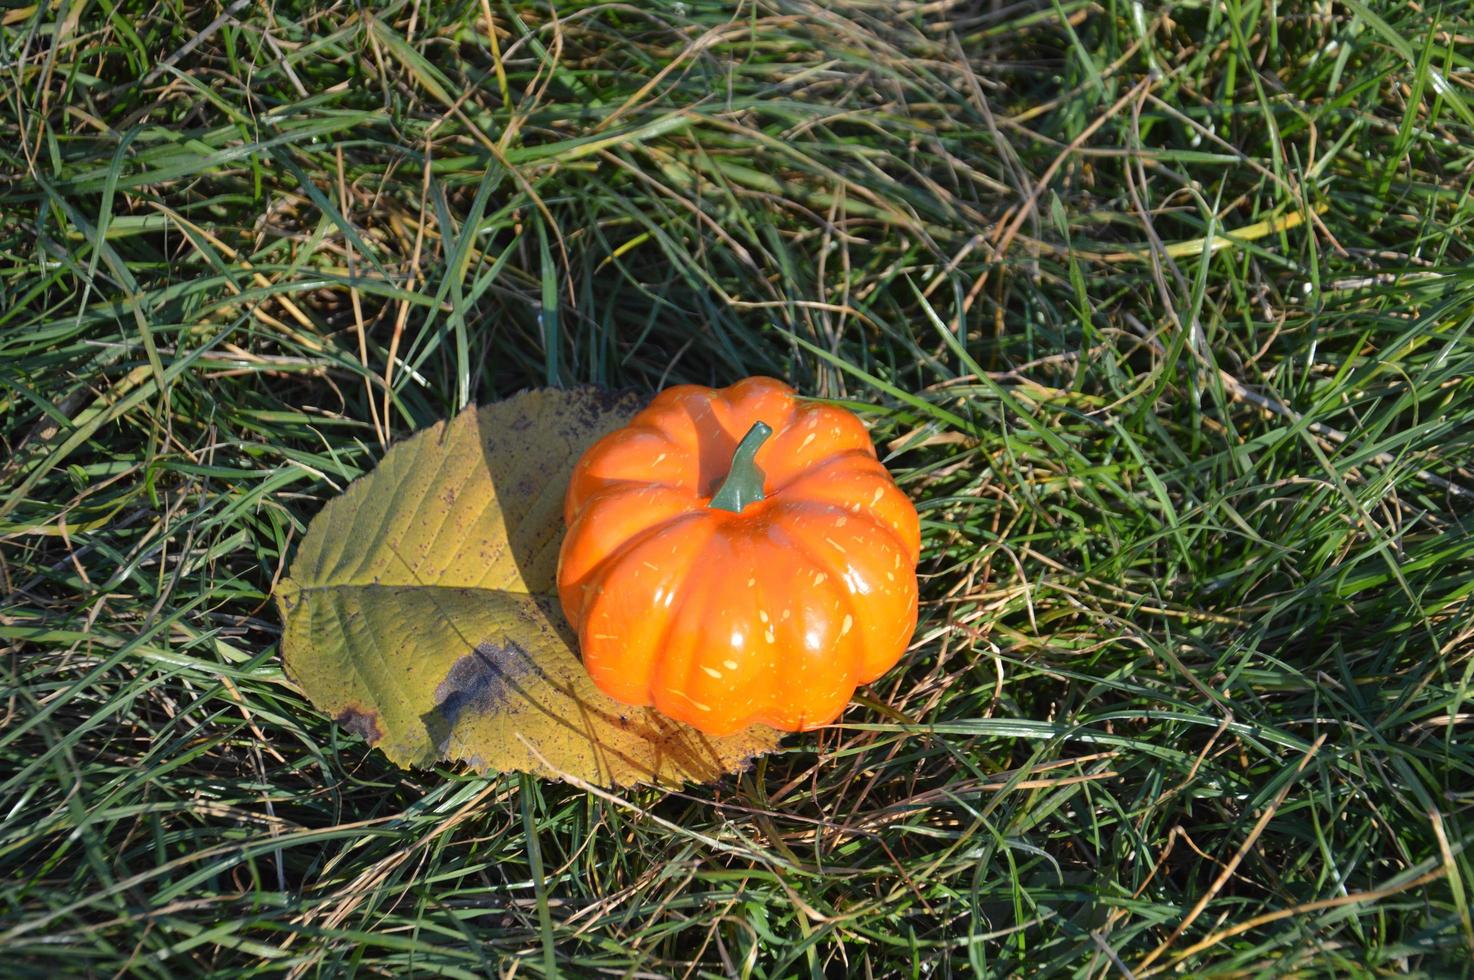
top-left (557, 376), bottom-right (920, 735)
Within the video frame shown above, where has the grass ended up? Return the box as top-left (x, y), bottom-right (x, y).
top-left (2, 0), bottom-right (1473, 975)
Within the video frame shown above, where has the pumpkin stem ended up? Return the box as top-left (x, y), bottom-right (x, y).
top-left (709, 421), bottom-right (773, 513)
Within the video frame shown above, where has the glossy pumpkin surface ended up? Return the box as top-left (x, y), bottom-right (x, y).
top-left (557, 377), bottom-right (921, 735)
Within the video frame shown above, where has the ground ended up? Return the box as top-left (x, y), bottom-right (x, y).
top-left (2, 0), bottom-right (1472, 976)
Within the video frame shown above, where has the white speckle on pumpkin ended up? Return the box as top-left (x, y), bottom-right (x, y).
top-left (813, 572), bottom-right (827, 586)
top-left (758, 610), bottom-right (769, 623)
top-left (841, 615), bottom-right (854, 636)
top-left (836, 516), bottom-right (847, 527)
top-left (825, 536), bottom-right (848, 553)
top-left (747, 577), bottom-right (756, 587)
top-left (723, 659), bottom-right (740, 670)
top-left (800, 432), bottom-right (817, 450)
top-left (702, 666), bottom-right (723, 679)
top-left (665, 687), bottom-right (710, 712)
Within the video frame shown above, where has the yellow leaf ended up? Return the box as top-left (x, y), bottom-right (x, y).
top-left (276, 389), bottom-right (783, 787)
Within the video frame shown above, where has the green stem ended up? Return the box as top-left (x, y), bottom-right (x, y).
top-left (708, 421), bottom-right (773, 513)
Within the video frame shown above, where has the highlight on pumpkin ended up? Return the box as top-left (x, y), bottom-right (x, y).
top-left (556, 377), bottom-right (922, 736)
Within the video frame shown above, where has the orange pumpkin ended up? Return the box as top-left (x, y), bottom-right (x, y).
top-left (557, 377), bottom-right (920, 735)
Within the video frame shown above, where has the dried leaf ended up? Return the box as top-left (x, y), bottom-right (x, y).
top-left (276, 389), bottom-right (783, 787)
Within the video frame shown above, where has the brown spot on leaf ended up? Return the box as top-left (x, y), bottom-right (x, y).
top-left (336, 705), bottom-right (382, 745)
